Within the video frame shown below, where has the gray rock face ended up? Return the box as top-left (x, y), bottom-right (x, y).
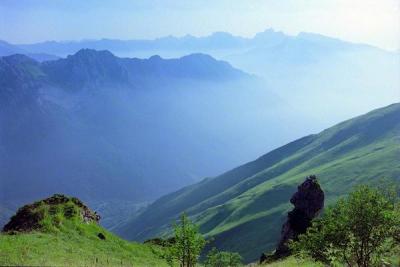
top-left (260, 175), bottom-right (324, 263)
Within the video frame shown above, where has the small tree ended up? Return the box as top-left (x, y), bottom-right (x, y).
top-left (292, 185), bottom-right (400, 267)
top-left (166, 213), bottom-right (206, 267)
top-left (205, 247), bottom-right (243, 267)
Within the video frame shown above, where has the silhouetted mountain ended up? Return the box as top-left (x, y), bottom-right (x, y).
top-left (36, 49), bottom-right (246, 90)
top-left (42, 49), bottom-right (131, 89)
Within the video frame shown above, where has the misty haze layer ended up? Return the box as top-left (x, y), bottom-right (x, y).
top-left (0, 49), bottom-right (308, 227)
top-left (0, 30), bottom-right (398, 228)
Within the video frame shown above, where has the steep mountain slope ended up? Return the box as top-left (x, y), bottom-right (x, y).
top-left (116, 103), bottom-right (400, 262)
top-left (0, 194), bottom-right (168, 266)
top-left (1, 50), bottom-right (304, 229)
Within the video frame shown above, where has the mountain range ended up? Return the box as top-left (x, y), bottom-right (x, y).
top-left (3, 29), bottom-right (398, 125)
top-left (1, 30), bottom-right (268, 58)
top-left (224, 32), bottom-right (399, 125)
top-left (115, 103), bottom-right (400, 262)
top-left (0, 49), bottom-right (301, 228)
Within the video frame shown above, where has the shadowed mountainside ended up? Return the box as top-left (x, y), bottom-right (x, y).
top-left (116, 103), bottom-right (400, 262)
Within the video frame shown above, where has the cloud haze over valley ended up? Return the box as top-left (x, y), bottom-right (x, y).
top-left (1, 29), bottom-right (398, 229)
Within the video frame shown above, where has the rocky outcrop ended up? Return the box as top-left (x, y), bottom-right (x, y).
top-left (2, 204), bottom-right (44, 233)
top-left (260, 175), bottom-right (324, 263)
top-left (2, 194), bottom-right (100, 233)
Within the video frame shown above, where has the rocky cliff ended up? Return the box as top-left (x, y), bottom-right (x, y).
top-left (260, 175), bottom-right (324, 262)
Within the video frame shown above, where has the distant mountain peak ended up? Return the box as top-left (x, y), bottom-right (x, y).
top-left (210, 31), bottom-right (235, 38)
top-left (177, 53), bottom-right (247, 79)
top-left (182, 34), bottom-right (196, 40)
top-left (2, 53), bottom-right (38, 64)
top-left (253, 29), bottom-right (286, 44)
top-left (149, 54), bottom-right (163, 61)
top-left (2, 47), bottom-right (248, 92)
top-left (0, 40), bottom-right (13, 45)
top-left (256, 28), bottom-right (283, 35)
top-left (70, 48), bottom-right (115, 59)
top-left (296, 32), bottom-right (347, 45)
top-left (0, 40), bottom-right (27, 56)
top-left (180, 52), bottom-right (215, 61)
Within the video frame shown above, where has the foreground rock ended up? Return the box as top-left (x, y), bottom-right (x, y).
top-left (2, 194), bottom-right (100, 233)
top-left (260, 175), bottom-right (324, 263)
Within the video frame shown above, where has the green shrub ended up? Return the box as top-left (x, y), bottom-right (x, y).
top-left (204, 247), bottom-right (243, 267)
top-left (292, 185), bottom-right (400, 267)
top-left (164, 213), bottom-right (206, 267)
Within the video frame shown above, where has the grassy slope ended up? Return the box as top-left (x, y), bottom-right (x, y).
top-left (261, 257), bottom-right (323, 267)
top-left (0, 197), bottom-right (168, 267)
top-left (0, 231), bottom-right (168, 267)
top-left (116, 103), bottom-right (400, 263)
top-left (260, 255), bottom-right (399, 267)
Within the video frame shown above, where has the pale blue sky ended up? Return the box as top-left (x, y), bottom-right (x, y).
top-left (0, 0), bottom-right (399, 50)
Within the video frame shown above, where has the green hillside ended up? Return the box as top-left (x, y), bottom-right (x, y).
top-left (0, 194), bottom-right (168, 267)
top-left (116, 103), bottom-right (400, 263)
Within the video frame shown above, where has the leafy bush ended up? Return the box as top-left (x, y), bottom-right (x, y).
top-left (145, 237), bottom-right (176, 247)
top-left (204, 247), bottom-right (243, 267)
top-left (292, 185), bottom-right (400, 267)
top-left (164, 213), bottom-right (206, 267)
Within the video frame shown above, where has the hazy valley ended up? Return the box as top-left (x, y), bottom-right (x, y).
top-left (0, 24), bottom-right (399, 266)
